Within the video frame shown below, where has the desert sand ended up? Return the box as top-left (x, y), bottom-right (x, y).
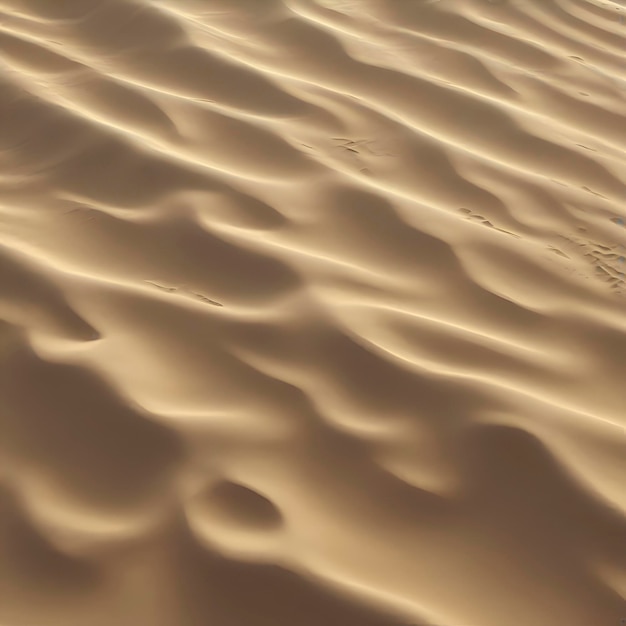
top-left (0, 0), bottom-right (625, 625)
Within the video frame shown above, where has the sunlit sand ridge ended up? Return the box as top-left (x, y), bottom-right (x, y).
top-left (0, 1), bottom-right (625, 625)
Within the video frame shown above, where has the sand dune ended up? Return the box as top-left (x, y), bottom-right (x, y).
top-left (0, 1), bottom-right (625, 625)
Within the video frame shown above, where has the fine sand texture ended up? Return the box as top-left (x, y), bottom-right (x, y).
top-left (0, 1), bottom-right (625, 625)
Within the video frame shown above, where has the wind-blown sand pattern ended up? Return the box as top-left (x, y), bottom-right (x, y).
top-left (0, 1), bottom-right (625, 625)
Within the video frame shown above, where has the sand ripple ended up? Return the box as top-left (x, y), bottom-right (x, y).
top-left (0, 1), bottom-right (625, 625)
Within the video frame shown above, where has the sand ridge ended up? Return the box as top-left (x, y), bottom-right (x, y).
top-left (0, 1), bottom-right (625, 625)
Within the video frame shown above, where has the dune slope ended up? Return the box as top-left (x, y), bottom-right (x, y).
top-left (0, 1), bottom-right (625, 625)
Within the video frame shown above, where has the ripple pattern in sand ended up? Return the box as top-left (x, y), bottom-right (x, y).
top-left (0, 1), bottom-right (625, 625)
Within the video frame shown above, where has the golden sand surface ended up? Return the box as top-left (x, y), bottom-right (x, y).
top-left (0, 1), bottom-right (625, 625)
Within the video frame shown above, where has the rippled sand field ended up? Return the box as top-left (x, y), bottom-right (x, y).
top-left (0, 1), bottom-right (625, 625)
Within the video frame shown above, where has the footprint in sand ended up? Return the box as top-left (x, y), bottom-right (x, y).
top-left (144, 281), bottom-right (223, 307)
top-left (457, 207), bottom-right (520, 238)
top-left (558, 232), bottom-right (626, 296)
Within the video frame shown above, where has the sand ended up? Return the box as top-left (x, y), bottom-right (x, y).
top-left (0, 0), bottom-right (625, 625)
